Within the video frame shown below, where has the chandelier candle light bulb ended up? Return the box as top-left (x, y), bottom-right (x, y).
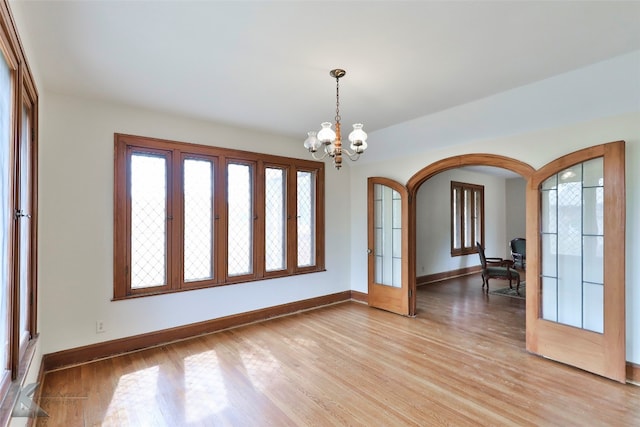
top-left (304, 69), bottom-right (368, 169)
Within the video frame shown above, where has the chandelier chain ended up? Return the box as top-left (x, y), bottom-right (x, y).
top-left (335, 76), bottom-right (341, 124)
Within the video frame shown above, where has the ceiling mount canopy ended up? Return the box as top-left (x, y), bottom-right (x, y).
top-left (303, 68), bottom-right (368, 169)
top-left (329, 68), bottom-right (346, 79)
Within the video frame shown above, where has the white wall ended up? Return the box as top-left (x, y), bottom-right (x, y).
top-left (37, 92), bottom-right (352, 354)
top-left (505, 178), bottom-right (526, 241)
top-left (415, 169), bottom-right (507, 276)
top-left (360, 50), bottom-right (640, 166)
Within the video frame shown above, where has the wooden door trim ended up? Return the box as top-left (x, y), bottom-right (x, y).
top-left (407, 154), bottom-right (535, 190)
top-left (406, 154), bottom-right (535, 315)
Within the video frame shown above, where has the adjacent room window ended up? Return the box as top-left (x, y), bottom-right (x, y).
top-left (451, 181), bottom-right (484, 256)
top-left (114, 134), bottom-right (325, 298)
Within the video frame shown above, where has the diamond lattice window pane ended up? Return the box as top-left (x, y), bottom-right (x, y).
top-left (265, 167), bottom-right (286, 271)
top-left (228, 163), bottom-right (253, 276)
top-left (19, 103), bottom-right (32, 334)
top-left (184, 159), bottom-right (214, 282)
top-left (0, 52), bottom-right (11, 370)
top-left (131, 153), bottom-right (167, 289)
top-left (297, 171), bottom-right (316, 267)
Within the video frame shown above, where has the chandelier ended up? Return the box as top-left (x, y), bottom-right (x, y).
top-left (303, 69), bottom-right (368, 169)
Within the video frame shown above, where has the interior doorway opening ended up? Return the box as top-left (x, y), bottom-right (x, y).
top-left (414, 165), bottom-right (527, 300)
top-left (406, 154), bottom-right (535, 315)
top-left (411, 164), bottom-right (529, 343)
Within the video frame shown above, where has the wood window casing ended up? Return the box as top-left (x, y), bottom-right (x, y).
top-left (0, 1), bottom-right (39, 423)
top-left (450, 181), bottom-right (484, 256)
top-left (114, 133), bottom-right (325, 299)
top-left (126, 147), bottom-right (173, 296)
top-left (295, 166), bottom-right (324, 273)
top-left (181, 153), bottom-right (219, 289)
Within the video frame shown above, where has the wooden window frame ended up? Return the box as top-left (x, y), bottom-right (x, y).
top-left (181, 153), bottom-right (219, 290)
top-left (450, 181), bottom-right (484, 256)
top-left (125, 147), bottom-right (174, 296)
top-left (224, 158), bottom-right (257, 283)
top-left (0, 0), bottom-right (39, 423)
top-left (113, 133), bottom-right (325, 299)
top-left (295, 166), bottom-right (323, 272)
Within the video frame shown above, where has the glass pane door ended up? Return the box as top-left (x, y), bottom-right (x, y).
top-left (373, 183), bottom-right (402, 288)
top-left (527, 141), bottom-right (625, 383)
top-left (368, 178), bottom-right (409, 315)
top-left (541, 158), bottom-right (604, 333)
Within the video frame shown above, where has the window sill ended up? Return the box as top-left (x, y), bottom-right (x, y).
top-left (113, 267), bottom-right (327, 301)
top-left (451, 250), bottom-right (479, 257)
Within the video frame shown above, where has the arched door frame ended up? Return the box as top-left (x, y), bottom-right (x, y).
top-left (405, 154), bottom-right (535, 315)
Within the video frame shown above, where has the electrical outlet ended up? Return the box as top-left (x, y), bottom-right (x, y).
top-left (96, 320), bottom-right (106, 334)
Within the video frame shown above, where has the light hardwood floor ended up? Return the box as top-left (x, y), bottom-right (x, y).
top-left (36, 275), bottom-right (640, 426)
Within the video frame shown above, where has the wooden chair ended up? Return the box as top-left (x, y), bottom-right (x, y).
top-left (476, 242), bottom-right (520, 292)
top-left (510, 238), bottom-right (526, 270)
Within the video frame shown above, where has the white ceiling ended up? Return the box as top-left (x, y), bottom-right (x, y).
top-left (10, 1), bottom-right (640, 141)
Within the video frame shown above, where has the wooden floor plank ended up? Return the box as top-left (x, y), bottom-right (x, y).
top-left (35, 275), bottom-right (640, 426)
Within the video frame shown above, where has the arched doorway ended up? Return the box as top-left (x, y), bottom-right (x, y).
top-left (405, 154), bottom-right (535, 315)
